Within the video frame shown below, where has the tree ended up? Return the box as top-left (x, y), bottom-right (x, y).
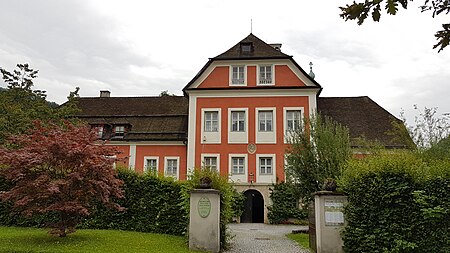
top-left (0, 122), bottom-right (124, 237)
top-left (285, 114), bottom-right (352, 202)
top-left (400, 105), bottom-right (450, 149)
top-left (0, 63), bottom-right (80, 145)
top-left (340, 0), bottom-right (450, 52)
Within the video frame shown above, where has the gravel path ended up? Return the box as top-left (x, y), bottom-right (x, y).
top-left (224, 223), bottom-right (310, 253)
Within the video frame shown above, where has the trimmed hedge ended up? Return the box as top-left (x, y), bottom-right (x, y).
top-left (340, 152), bottom-right (450, 253)
top-left (0, 170), bottom-right (188, 236)
top-left (80, 169), bottom-right (187, 235)
top-left (267, 182), bottom-right (307, 224)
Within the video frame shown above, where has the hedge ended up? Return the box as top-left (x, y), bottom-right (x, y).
top-left (80, 169), bottom-right (187, 235)
top-left (267, 182), bottom-right (307, 224)
top-left (0, 169), bottom-right (188, 236)
top-left (340, 152), bottom-right (450, 253)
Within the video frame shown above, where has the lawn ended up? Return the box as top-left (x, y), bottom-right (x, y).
top-left (287, 232), bottom-right (310, 250)
top-left (0, 226), bottom-right (203, 253)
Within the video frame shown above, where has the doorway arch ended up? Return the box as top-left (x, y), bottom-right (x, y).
top-left (241, 189), bottom-right (264, 223)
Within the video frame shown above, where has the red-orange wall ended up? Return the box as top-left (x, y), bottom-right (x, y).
top-left (275, 65), bottom-right (305, 86)
top-left (198, 65), bottom-right (305, 88)
top-left (198, 66), bottom-right (229, 88)
top-left (195, 96), bottom-right (310, 182)
top-left (134, 145), bottom-right (187, 180)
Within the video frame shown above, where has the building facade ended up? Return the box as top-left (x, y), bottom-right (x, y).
top-left (76, 34), bottom-right (410, 223)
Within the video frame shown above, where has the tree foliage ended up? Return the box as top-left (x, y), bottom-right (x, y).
top-left (400, 105), bottom-right (450, 149)
top-left (0, 122), bottom-right (124, 237)
top-left (0, 63), bottom-right (80, 145)
top-left (285, 114), bottom-right (351, 201)
top-left (340, 0), bottom-right (450, 52)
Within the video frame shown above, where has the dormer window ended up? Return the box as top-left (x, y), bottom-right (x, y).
top-left (231, 66), bottom-right (245, 85)
top-left (113, 125), bottom-right (126, 138)
top-left (240, 42), bottom-right (253, 54)
top-left (97, 125), bottom-right (104, 139)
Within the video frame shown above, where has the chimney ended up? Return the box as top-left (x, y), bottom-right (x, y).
top-left (100, 90), bottom-right (110, 97)
top-left (269, 43), bottom-right (282, 51)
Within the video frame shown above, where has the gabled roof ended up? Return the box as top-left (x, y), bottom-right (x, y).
top-left (76, 96), bottom-right (188, 117)
top-left (183, 33), bottom-right (322, 93)
top-left (214, 33), bottom-right (291, 60)
top-left (75, 96), bottom-right (188, 141)
top-left (317, 96), bottom-right (411, 148)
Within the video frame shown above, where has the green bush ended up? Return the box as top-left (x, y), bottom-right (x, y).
top-left (267, 182), bottom-right (307, 224)
top-left (340, 152), bottom-right (450, 253)
top-left (181, 168), bottom-right (236, 250)
top-left (0, 170), bottom-right (188, 236)
top-left (80, 169), bottom-right (187, 236)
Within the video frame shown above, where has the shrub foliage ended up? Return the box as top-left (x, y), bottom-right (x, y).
top-left (267, 182), bottom-right (307, 224)
top-left (340, 152), bottom-right (450, 253)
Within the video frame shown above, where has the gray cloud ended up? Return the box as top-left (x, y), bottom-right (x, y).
top-left (0, 0), bottom-right (162, 102)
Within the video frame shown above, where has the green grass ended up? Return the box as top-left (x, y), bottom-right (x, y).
top-left (287, 232), bottom-right (310, 249)
top-left (0, 226), bottom-right (203, 253)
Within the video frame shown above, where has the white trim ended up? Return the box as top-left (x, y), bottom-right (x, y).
top-left (201, 153), bottom-right (220, 172)
top-left (229, 65), bottom-right (247, 86)
top-left (201, 108), bottom-right (221, 144)
top-left (164, 156), bottom-right (180, 180)
top-left (106, 141), bottom-right (185, 146)
top-left (228, 108), bottom-right (249, 144)
top-left (255, 107), bottom-right (277, 144)
top-left (129, 144), bottom-right (136, 170)
top-left (228, 154), bottom-right (248, 183)
top-left (186, 96), bottom-right (197, 175)
top-left (186, 88), bottom-right (319, 98)
top-left (256, 154), bottom-right (276, 183)
top-left (257, 64), bottom-right (275, 86)
top-left (143, 156), bottom-right (159, 174)
top-left (283, 107), bottom-right (305, 143)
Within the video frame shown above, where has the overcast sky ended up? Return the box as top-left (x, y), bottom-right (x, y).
top-left (1, 0), bottom-right (449, 123)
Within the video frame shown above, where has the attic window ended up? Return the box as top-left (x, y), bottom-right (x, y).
top-left (240, 42), bottom-right (253, 54)
top-left (113, 125), bottom-right (126, 138)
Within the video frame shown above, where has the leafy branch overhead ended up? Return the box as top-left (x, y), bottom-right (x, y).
top-left (340, 0), bottom-right (450, 52)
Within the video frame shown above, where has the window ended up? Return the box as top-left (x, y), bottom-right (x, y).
top-left (259, 65), bottom-right (273, 84)
top-left (165, 159), bottom-right (178, 177)
top-left (145, 158), bottom-right (158, 174)
top-left (258, 111), bottom-right (273, 132)
top-left (204, 157), bottom-right (218, 171)
top-left (231, 66), bottom-right (245, 85)
top-left (114, 125), bottom-right (125, 137)
top-left (231, 157), bottom-right (245, 174)
top-left (259, 157), bottom-right (273, 175)
top-left (231, 111), bottom-right (245, 132)
top-left (204, 111), bottom-right (219, 132)
top-left (286, 110), bottom-right (302, 132)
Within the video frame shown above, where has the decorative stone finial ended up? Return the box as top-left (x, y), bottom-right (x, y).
top-left (309, 62), bottom-right (315, 79)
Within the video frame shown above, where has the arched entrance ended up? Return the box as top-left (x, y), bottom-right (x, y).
top-left (241, 189), bottom-right (264, 223)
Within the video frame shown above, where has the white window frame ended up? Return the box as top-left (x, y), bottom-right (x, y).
top-left (228, 108), bottom-right (248, 144)
top-left (228, 154), bottom-right (248, 183)
top-left (164, 156), bottom-right (180, 180)
top-left (283, 107), bottom-right (304, 143)
top-left (257, 64), bottom-right (274, 85)
top-left (201, 153), bottom-right (220, 172)
top-left (255, 107), bottom-right (276, 144)
top-left (143, 156), bottom-right (159, 174)
top-left (201, 108), bottom-right (221, 144)
top-left (230, 65), bottom-right (246, 86)
top-left (258, 110), bottom-right (273, 132)
top-left (256, 154), bottom-right (276, 183)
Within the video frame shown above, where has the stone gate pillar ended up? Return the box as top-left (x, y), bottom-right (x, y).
top-left (189, 189), bottom-right (220, 253)
top-left (311, 191), bottom-right (347, 253)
